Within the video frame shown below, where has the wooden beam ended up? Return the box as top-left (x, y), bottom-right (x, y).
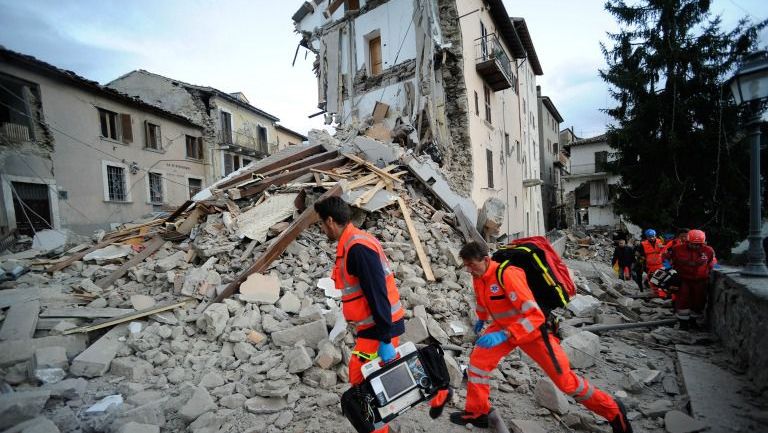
top-left (343, 153), bottom-right (403, 184)
top-left (236, 156), bottom-right (348, 199)
top-left (346, 165), bottom-right (397, 190)
top-left (46, 240), bottom-right (112, 274)
top-left (62, 300), bottom-right (192, 334)
top-left (217, 144), bottom-right (325, 190)
top-left (355, 180), bottom-right (386, 206)
top-left (165, 200), bottom-right (194, 223)
top-left (212, 184), bottom-right (343, 304)
top-left (259, 150), bottom-right (339, 178)
top-left (40, 307), bottom-right (134, 319)
top-left (94, 237), bottom-right (165, 289)
top-left (397, 197), bottom-right (435, 282)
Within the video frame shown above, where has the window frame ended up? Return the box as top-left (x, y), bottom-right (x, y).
top-left (187, 176), bottom-right (204, 200)
top-left (483, 84), bottom-right (492, 124)
top-left (185, 135), bottom-right (204, 160)
top-left (98, 107), bottom-right (120, 141)
top-left (486, 149), bottom-right (494, 188)
top-left (145, 121), bottom-right (162, 151)
top-left (146, 171), bottom-right (165, 205)
top-left (101, 160), bottom-right (131, 203)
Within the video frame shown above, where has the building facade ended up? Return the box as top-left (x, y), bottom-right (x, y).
top-left (275, 124), bottom-right (308, 149)
top-left (537, 86), bottom-right (564, 231)
top-left (0, 49), bottom-right (207, 236)
top-left (561, 134), bottom-right (621, 228)
top-left (293, 0), bottom-right (546, 239)
top-left (108, 70), bottom-right (284, 183)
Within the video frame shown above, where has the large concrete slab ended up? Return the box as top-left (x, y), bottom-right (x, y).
top-left (0, 287), bottom-right (63, 309)
top-left (0, 335), bottom-right (87, 367)
top-left (676, 345), bottom-right (762, 432)
top-left (0, 300), bottom-right (40, 340)
top-left (0, 390), bottom-right (51, 429)
top-left (70, 325), bottom-right (127, 377)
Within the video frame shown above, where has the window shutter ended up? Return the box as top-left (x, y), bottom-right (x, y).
top-left (120, 114), bottom-right (133, 143)
top-left (144, 121), bottom-right (150, 148)
top-left (197, 137), bottom-right (204, 160)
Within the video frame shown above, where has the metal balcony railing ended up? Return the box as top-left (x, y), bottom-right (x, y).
top-left (566, 162), bottom-right (611, 176)
top-left (1, 122), bottom-right (31, 142)
top-left (474, 34), bottom-right (513, 91)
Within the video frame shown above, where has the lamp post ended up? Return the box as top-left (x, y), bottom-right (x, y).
top-left (729, 50), bottom-right (768, 277)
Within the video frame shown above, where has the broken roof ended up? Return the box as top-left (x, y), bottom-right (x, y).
top-left (511, 17), bottom-right (543, 76)
top-left (110, 69), bottom-right (280, 122)
top-left (0, 47), bottom-right (202, 128)
top-left (567, 133), bottom-right (607, 147)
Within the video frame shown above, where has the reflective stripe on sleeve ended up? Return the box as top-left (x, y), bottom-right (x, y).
top-left (567, 377), bottom-right (586, 397)
top-left (518, 318), bottom-right (535, 333)
top-left (574, 384), bottom-right (595, 402)
top-left (520, 300), bottom-right (539, 313)
top-left (468, 375), bottom-right (490, 385)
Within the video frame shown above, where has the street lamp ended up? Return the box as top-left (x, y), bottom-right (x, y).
top-left (729, 50), bottom-right (768, 277)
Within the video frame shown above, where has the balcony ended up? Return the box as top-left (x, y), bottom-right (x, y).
top-left (1, 122), bottom-right (31, 142)
top-left (475, 34), bottom-right (513, 91)
top-left (554, 152), bottom-right (569, 173)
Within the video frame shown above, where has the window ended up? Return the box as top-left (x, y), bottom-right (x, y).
top-left (369, 36), bottom-right (383, 76)
top-left (145, 122), bottom-right (162, 150)
top-left (98, 108), bottom-right (119, 140)
top-left (257, 125), bottom-right (268, 153)
top-left (345, 0), bottom-right (360, 10)
top-left (186, 135), bottom-right (204, 160)
top-left (474, 91), bottom-right (479, 116)
top-left (224, 153), bottom-right (242, 176)
top-left (516, 140), bottom-right (521, 163)
top-left (220, 111), bottom-right (232, 144)
top-left (486, 149), bottom-right (494, 188)
top-left (505, 133), bottom-right (510, 156)
top-left (480, 20), bottom-right (488, 58)
top-left (484, 85), bottom-right (491, 123)
top-left (553, 142), bottom-right (559, 154)
top-left (188, 178), bottom-right (203, 199)
top-left (242, 158), bottom-right (252, 167)
top-left (595, 151), bottom-right (609, 172)
top-left (106, 164), bottom-right (127, 202)
top-left (148, 172), bottom-right (163, 204)
top-left (0, 73), bottom-right (35, 142)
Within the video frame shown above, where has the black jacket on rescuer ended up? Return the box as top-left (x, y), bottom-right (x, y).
top-left (345, 244), bottom-right (405, 343)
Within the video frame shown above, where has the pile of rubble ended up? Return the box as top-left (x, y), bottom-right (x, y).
top-left (0, 131), bottom-right (742, 432)
top-left (562, 229), bottom-right (620, 264)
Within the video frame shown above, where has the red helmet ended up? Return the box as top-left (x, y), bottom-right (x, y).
top-left (688, 229), bottom-right (706, 244)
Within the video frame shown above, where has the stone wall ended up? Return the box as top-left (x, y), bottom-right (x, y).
top-left (709, 269), bottom-right (768, 391)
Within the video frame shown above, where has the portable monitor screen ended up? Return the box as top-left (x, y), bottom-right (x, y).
top-left (381, 363), bottom-right (415, 399)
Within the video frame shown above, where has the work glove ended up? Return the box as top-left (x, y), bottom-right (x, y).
top-left (473, 320), bottom-right (486, 334)
top-left (378, 341), bottom-right (396, 363)
top-left (663, 259), bottom-right (672, 270)
top-left (476, 331), bottom-right (508, 348)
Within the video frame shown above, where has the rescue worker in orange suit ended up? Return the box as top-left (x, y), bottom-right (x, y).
top-left (640, 229), bottom-right (667, 297)
top-left (316, 197), bottom-right (453, 426)
top-left (666, 229), bottom-right (716, 330)
top-left (314, 196), bottom-right (405, 433)
top-left (449, 242), bottom-right (633, 433)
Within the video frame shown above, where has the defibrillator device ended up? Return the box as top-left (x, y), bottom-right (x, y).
top-left (650, 268), bottom-right (680, 292)
top-left (341, 342), bottom-right (450, 433)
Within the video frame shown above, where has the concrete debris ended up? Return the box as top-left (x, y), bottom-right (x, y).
top-left (0, 390), bottom-right (51, 429)
top-left (85, 394), bottom-right (123, 414)
top-left (198, 303), bottom-right (229, 337)
top-left (130, 294), bottom-right (156, 310)
top-left (178, 386), bottom-right (217, 422)
top-left (69, 325), bottom-right (127, 377)
top-left (314, 340), bottom-right (342, 369)
top-left (109, 357), bottom-right (154, 381)
top-left (31, 230), bottom-right (68, 253)
top-left (83, 244), bottom-right (133, 263)
top-left (0, 300), bottom-right (40, 340)
top-left (664, 410), bottom-right (707, 433)
top-left (117, 422), bottom-right (160, 433)
top-left (271, 320), bottom-right (328, 349)
top-left (566, 294), bottom-right (602, 318)
top-left (244, 396), bottom-right (287, 414)
top-left (403, 317), bottom-right (429, 344)
top-left (533, 378), bottom-right (569, 414)
top-left (235, 193), bottom-right (298, 242)
top-left (560, 331), bottom-right (600, 369)
top-left (509, 419), bottom-right (547, 433)
top-left (239, 272), bottom-right (281, 304)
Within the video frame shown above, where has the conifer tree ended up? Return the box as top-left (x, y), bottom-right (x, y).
top-left (601, 0), bottom-right (766, 255)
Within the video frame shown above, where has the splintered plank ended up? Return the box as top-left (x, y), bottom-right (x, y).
top-left (346, 165), bottom-right (397, 190)
top-left (212, 184), bottom-right (343, 304)
top-left (63, 300), bottom-right (191, 335)
top-left (355, 180), bottom-right (386, 206)
top-left (236, 156), bottom-right (347, 199)
top-left (165, 200), bottom-right (194, 223)
top-left (40, 307), bottom-right (134, 319)
top-left (46, 240), bottom-right (112, 274)
top-left (343, 153), bottom-right (403, 184)
top-left (217, 144), bottom-right (325, 190)
top-left (94, 237), bottom-right (165, 289)
top-left (397, 197), bottom-right (435, 282)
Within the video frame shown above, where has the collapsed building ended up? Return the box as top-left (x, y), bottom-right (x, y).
top-left (0, 128), bottom-right (762, 433)
top-left (292, 0), bottom-right (548, 241)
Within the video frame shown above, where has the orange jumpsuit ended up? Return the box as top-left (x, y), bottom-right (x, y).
top-left (465, 261), bottom-right (621, 422)
top-left (333, 225), bottom-right (404, 433)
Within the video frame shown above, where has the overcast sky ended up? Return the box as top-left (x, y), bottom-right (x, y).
top-left (0, 0), bottom-right (765, 139)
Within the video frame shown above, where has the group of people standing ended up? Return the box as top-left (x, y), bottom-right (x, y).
top-left (612, 228), bottom-right (717, 330)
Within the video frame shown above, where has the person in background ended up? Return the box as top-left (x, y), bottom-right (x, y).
top-left (666, 229), bottom-right (716, 330)
top-left (612, 239), bottom-right (635, 281)
top-left (639, 229), bottom-right (666, 296)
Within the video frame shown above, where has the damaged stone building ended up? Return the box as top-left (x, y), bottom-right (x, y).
top-left (108, 70), bottom-right (296, 183)
top-left (0, 48), bottom-right (208, 236)
top-left (561, 134), bottom-right (621, 228)
top-left (293, 0), bottom-right (551, 240)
